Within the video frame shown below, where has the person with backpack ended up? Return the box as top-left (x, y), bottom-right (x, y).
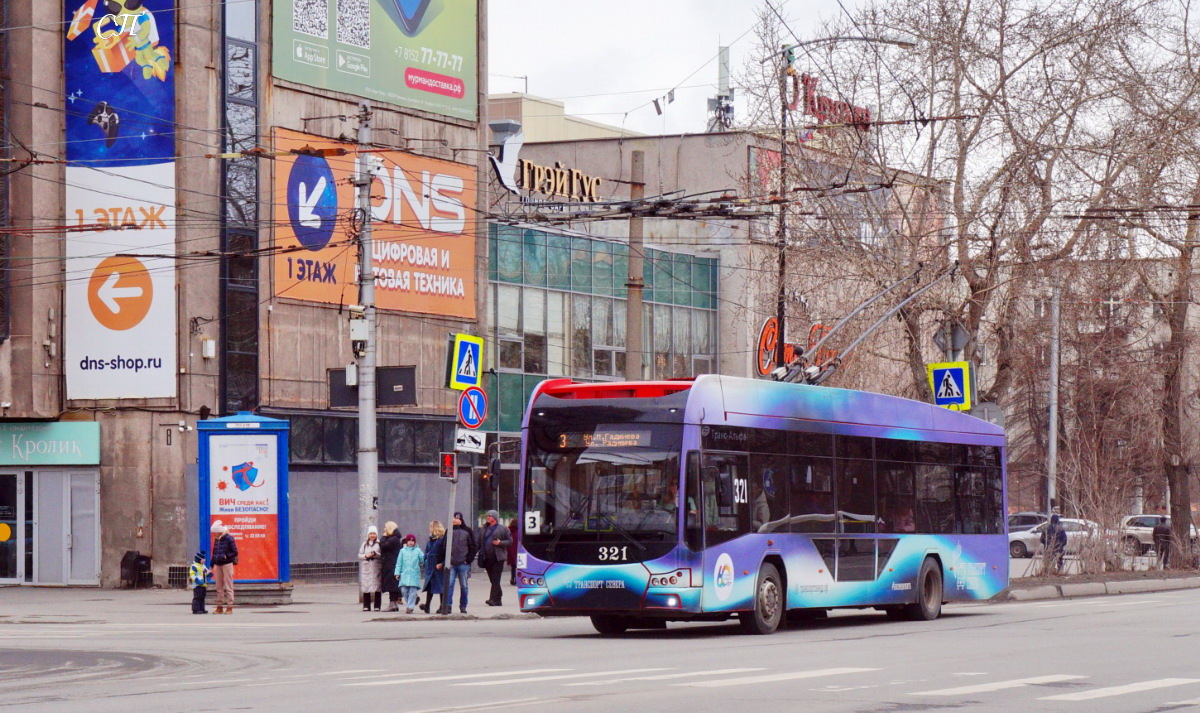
top-left (1040, 514), bottom-right (1068, 574)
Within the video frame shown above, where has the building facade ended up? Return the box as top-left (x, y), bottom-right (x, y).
top-left (0, 0), bottom-right (488, 586)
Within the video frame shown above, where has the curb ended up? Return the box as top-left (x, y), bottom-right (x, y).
top-left (1004, 576), bottom-right (1200, 601)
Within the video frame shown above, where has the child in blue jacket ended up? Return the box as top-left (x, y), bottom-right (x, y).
top-left (393, 534), bottom-right (425, 614)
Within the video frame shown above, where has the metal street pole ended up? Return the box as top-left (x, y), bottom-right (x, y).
top-left (775, 54), bottom-right (789, 369)
top-left (441, 469), bottom-right (457, 615)
top-left (1047, 286), bottom-right (1060, 516)
top-left (624, 150), bottom-right (646, 380)
top-left (355, 103), bottom-right (379, 540)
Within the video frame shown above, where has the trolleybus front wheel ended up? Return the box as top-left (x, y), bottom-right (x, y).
top-left (590, 615), bottom-right (629, 636)
top-left (739, 562), bottom-right (783, 635)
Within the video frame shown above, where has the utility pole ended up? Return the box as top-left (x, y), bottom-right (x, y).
top-left (625, 150), bottom-right (646, 380)
top-left (354, 102), bottom-right (379, 539)
top-left (1047, 287), bottom-right (1060, 516)
top-left (775, 49), bottom-right (790, 369)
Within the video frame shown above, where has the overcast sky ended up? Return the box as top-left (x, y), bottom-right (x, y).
top-left (487, 0), bottom-right (865, 136)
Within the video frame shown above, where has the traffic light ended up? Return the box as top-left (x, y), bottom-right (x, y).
top-left (439, 452), bottom-right (457, 481)
top-left (783, 44), bottom-right (795, 67)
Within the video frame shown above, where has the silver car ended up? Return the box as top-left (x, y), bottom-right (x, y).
top-left (1008, 518), bottom-right (1100, 558)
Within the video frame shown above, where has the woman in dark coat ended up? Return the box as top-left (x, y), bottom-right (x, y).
top-left (419, 520), bottom-right (447, 614)
top-left (378, 521), bottom-right (403, 612)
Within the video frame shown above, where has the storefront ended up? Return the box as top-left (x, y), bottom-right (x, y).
top-left (0, 422), bottom-right (100, 585)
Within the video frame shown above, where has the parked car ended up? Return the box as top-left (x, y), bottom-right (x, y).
top-left (1115, 515), bottom-right (1199, 556)
top-left (1009, 518), bottom-right (1101, 558)
top-left (1008, 512), bottom-right (1048, 532)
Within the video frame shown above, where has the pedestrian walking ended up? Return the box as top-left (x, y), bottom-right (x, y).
top-left (1153, 516), bottom-right (1172, 569)
top-left (446, 512), bottom-right (476, 614)
top-left (379, 521), bottom-right (403, 612)
top-left (210, 521), bottom-right (238, 614)
top-left (1040, 514), bottom-right (1068, 574)
top-left (507, 517), bottom-right (519, 586)
top-left (394, 533), bottom-right (425, 613)
top-left (477, 510), bottom-right (512, 606)
top-left (419, 521), bottom-right (447, 614)
top-left (358, 525), bottom-right (383, 611)
top-left (188, 551), bottom-right (210, 615)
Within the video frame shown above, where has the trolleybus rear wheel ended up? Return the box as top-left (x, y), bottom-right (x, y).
top-left (739, 563), bottom-right (783, 635)
top-left (904, 557), bottom-right (943, 621)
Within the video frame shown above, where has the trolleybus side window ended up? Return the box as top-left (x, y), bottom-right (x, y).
top-left (749, 453), bottom-right (788, 532)
top-left (684, 451), bottom-right (703, 550)
top-left (788, 457), bottom-right (835, 533)
top-left (701, 453), bottom-right (748, 547)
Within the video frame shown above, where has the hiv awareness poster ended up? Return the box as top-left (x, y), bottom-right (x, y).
top-left (207, 434), bottom-right (282, 582)
top-left (62, 0), bottom-right (178, 400)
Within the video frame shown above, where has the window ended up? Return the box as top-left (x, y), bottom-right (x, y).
top-left (837, 458), bottom-right (875, 533)
top-left (916, 464), bottom-right (954, 533)
top-left (877, 461), bottom-right (916, 533)
top-left (749, 453), bottom-right (788, 531)
top-left (788, 457), bottom-right (834, 533)
top-left (702, 452), bottom-right (748, 547)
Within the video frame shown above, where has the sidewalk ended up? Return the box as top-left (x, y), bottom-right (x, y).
top-left (0, 579), bottom-right (530, 623)
top-left (1004, 571), bottom-right (1200, 602)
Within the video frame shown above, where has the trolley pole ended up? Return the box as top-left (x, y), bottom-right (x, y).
top-left (355, 103), bottom-right (379, 540)
top-left (775, 50), bottom-right (790, 369)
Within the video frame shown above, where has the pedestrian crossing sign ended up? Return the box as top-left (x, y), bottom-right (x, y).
top-left (927, 361), bottom-right (972, 411)
top-left (449, 333), bottom-right (484, 390)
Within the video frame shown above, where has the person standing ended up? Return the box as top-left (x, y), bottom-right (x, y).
top-left (477, 510), bottom-right (511, 607)
top-left (1153, 516), bottom-right (1172, 569)
top-left (358, 525), bottom-right (383, 612)
top-left (188, 551), bottom-right (210, 615)
top-left (210, 521), bottom-right (238, 614)
top-left (378, 522), bottom-right (403, 612)
top-left (507, 518), bottom-right (520, 586)
top-left (1040, 514), bottom-right (1068, 574)
top-left (394, 534), bottom-right (425, 614)
top-left (420, 521), bottom-right (447, 614)
top-left (446, 512), bottom-right (476, 614)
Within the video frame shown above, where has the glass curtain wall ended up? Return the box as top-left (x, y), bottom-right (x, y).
top-left (220, 0), bottom-right (260, 413)
top-left (486, 225), bottom-right (719, 432)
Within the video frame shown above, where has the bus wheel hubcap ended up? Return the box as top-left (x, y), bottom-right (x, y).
top-left (760, 580), bottom-right (779, 620)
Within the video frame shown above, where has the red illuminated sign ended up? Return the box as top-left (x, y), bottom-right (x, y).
top-left (786, 74), bottom-right (872, 130)
top-left (439, 452), bottom-right (457, 481)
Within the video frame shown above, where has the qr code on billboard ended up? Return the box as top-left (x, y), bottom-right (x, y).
top-left (337, 0), bottom-right (371, 49)
top-left (293, 0), bottom-right (329, 38)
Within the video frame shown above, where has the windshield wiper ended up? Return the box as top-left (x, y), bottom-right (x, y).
top-left (547, 495), bottom-right (590, 556)
top-left (597, 513), bottom-right (648, 553)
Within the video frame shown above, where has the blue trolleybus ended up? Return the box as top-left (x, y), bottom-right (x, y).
top-left (515, 375), bottom-right (1008, 635)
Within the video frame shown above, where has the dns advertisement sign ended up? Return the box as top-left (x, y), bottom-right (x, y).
top-left (272, 129), bottom-right (477, 319)
top-left (62, 0), bottom-right (177, 400)
top-left (199, 415), bottom-right (291, 584)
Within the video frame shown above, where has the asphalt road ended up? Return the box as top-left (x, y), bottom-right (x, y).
top-left (1, 583), bottom-right (1198, 713)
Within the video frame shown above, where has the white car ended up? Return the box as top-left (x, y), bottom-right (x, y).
top-left (1115, 515), bottom-right (1199, 556)
top-left (1008, 518), bottom-right (1100, 559)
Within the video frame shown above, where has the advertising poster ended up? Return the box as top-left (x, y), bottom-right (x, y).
top-left (272, 128), bottom-right (477, 319)
top-left (208, 434), bottom-right (280, 582)
top-left (62, 0), bottom-right (177, 399)
top-left (273, 0), bottom-right (477, 120)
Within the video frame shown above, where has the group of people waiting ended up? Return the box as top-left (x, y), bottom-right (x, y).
top-left (357, 510), bottom-right (515, 615)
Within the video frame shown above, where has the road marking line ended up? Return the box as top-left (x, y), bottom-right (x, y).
top-left (402, 698), bottom-right (561, 713)
top-left (338, 670), bottom-right (445, 680)
top-left (912, 675), bottom-right (1087, 696)
top-left (1040, 678), bottom-right (1200, 701)
top-left (319, 669), bottom-right (386, 675)
top-left (347, 669), bottom-right (571, 687)
top-left (162, 678), bottom-right (255, 687)
top-left (564, 668), bottom-right (764, 687)
top-left (1084, 599), bottom-right (1155, 607)
top-left (677, 667), bottom-right (879, 688)
top-left (1165, 698), bottom-right (1200, 706)
top-left (458, 669), bottom-right (671, 687)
